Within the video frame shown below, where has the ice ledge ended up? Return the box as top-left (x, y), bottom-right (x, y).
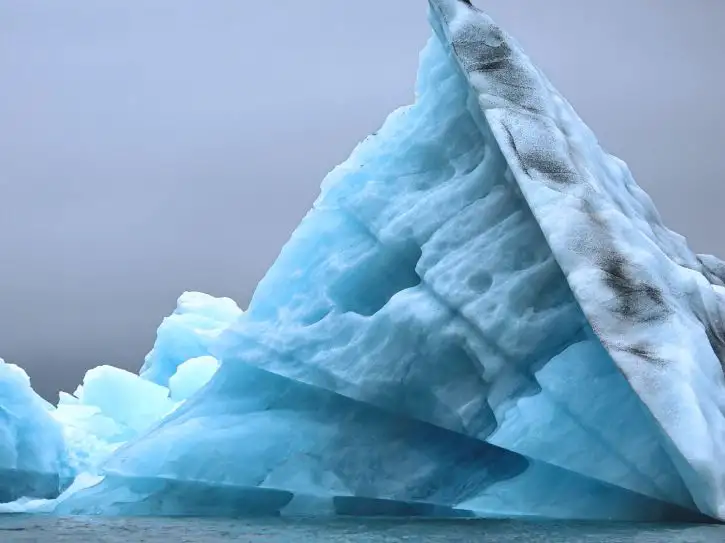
top-left (429, 0), bottom-right (725, 519)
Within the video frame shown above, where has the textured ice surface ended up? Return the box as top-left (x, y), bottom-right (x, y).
top-left (0, 293), bottom-right (227, 490)
top-left (1, 0), bottom-right (724, 522)
top-left (0, 360), bottom-right (65, 502)
top-left (428, 0), bottom-right (725, 518)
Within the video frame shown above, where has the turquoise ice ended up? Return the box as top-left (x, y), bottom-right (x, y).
top-left (0, 360), bottom-right (65, 503)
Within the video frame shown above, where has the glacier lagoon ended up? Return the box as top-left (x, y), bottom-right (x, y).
top-left (1, 0), bottom-right (725, 523)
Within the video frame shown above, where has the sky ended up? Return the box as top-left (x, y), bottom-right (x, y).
top-left (1, 0), bottom-right (724, 401)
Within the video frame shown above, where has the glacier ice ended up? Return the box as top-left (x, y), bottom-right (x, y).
top-left (1, 0), bottom-right (725, 522)
top-left (168, 356), bottom-right (220, 402)
top-left (0, 293), bottom-right (226, 505)
top-left (53, 365), bottom-right (176, 475)
top-left (52, 348), bottom-right (223, 479)
top-left (0, 360), bottom-right (65, 502)
top-left (140, 291), bottom-right (242, 386)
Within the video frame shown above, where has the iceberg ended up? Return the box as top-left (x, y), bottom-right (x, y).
top-left (1, 0), bottom-right (724, 522)
top-left (0, 360), bottom-right (65, 503)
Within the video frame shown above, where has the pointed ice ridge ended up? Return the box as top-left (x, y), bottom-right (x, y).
top-left (53, 1), bottom-right (721, 519)
top-left (205, 17), bottom-right (698, 511)
top-left (429, 0), bottom-right (725, 518)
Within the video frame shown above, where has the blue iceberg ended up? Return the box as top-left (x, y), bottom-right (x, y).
top-left (0, 360), bottom-right (66, 503)
top-left (1, 0), bottom-right (724, 522)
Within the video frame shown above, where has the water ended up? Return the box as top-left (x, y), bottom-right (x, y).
top-left (0, 516), bottom-right (723, 542)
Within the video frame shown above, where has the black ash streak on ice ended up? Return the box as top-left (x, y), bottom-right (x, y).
top-left (436, 0), bottom-right (724, 370)
top-left (432, 0), bottom-right (725, 517)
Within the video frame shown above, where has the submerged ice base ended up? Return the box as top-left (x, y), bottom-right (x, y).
top-left (46, 363), bottom-right (703, 521)
top-left (2, 0), bottom-right (725, 522)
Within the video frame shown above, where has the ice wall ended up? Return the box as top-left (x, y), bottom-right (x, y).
top-left (428, 0), bottom-right (725, 518)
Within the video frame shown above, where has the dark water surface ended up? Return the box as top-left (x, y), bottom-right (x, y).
top-left (0, 516), bottom-right (723, 542)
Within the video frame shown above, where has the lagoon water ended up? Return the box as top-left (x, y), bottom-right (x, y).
top-left (0, 516), bottom-right (723, 542)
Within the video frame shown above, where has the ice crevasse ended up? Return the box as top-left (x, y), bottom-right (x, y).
top-left (2, 0), bottom-right (725, 521)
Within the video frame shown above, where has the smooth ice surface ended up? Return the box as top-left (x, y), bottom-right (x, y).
top-left (0, 360), bottom-right (65, 502)
top-left (168, 356), bottom-right (220, 402)
top-left (50, 363), bottom-right (701, 521)
top-left (140, 291), bottom-right (242, 386)
top-left (1, 0), bottom-right (724, 522)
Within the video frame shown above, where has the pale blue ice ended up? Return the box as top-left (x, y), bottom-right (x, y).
top-left (1, 0), bottom-right (724, 522)
top-left (140, 292), bottom-right (241, 386)
top-left (0, 361), bottom-right (65, 502)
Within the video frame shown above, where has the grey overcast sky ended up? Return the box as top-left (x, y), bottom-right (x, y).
top-left (1, 0), bottom-right (724, 401)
